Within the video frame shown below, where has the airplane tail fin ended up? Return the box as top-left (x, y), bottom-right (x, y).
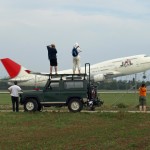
top-left (0, 58), bottom-right (31, 78)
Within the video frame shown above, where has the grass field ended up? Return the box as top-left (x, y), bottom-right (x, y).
top-left (0, 112), bottom-right (150, 150)
top-left (0, 93), bottom-right (10, 104)
top-left (1, 93), bottom-right (150, 149)
top-left (1, 92), bottom-right (150, 111)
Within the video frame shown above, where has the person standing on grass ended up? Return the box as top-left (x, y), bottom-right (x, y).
top-left (139, 83), bottom-right (147, 112)
top-left (8, 81), bottom-right (22, 112)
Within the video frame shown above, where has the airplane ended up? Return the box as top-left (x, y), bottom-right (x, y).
top-left (1, 54), bottom-right (150, 87)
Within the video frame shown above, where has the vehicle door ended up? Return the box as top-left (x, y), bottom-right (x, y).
top-left (43, 81), bottom-right (61, 102)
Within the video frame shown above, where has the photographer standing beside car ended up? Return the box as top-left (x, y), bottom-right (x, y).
top-left (8, 81), bottom-right (23, 112)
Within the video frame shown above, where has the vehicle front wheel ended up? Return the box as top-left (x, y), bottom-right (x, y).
top-left (68, 98), bottom-right (83, 112)
top-left (24, 99), bottom-right (38, 112)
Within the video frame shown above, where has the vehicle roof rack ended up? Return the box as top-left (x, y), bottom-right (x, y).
top-left (30, 63), bottom-right (91, 82)
top-left (49, 63), bottom-right (91, 81)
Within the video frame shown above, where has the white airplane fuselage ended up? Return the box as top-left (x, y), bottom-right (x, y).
top-left (1, 54), bottom-right (150, 87)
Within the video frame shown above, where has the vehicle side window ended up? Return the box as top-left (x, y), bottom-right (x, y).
top-left (45, 82), bottom-right (60, 90)
top-left (64, 81), bottom-right (83, 89)
top-left (50, 82), bottom-right (60, 90)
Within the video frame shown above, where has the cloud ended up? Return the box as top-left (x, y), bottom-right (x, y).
top-left (0, 0), bottom-right (150, 78)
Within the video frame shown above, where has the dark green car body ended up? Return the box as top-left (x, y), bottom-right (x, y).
top-left (20, 73), bottom-right (103, 112)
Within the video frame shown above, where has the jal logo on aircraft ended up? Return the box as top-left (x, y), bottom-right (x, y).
top-left (120, 59), bottom-right (133, 67)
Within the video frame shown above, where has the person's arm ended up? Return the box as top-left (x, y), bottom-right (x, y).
top-left (145, 87), bottom-right (147, 92)
top-left (77, 47), bottom-right (82, 53)
top-left (18, 86), bottom-right (23, 93)
top-left (8, 87), bottom-right (11, 94)
top-left (47, 47), bottom-right (51, 60)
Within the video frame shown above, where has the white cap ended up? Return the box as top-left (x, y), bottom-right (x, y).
top-left (74, 42), bottom-right (79, 48)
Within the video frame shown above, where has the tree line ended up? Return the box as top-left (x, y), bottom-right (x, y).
top-left (0, 79), bottom-right (149, 90)
top-left (96, 80), bottom-right (149, 90)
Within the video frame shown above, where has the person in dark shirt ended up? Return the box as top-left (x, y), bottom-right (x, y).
top-left (47, 44), bottom-right (58, 74)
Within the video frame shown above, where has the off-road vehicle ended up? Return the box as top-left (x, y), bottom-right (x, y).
top-left (20, 63), bottom-right (103, 112)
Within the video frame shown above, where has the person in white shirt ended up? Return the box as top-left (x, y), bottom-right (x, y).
top-left (8, 81), bottom-right (22, 112)
top-left (72, 42), bottom-right (82, 74)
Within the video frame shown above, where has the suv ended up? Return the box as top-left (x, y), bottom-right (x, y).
top-left (20, 64), bottom-right (103, 112)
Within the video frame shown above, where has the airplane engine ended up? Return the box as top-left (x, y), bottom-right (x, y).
top-left (93, 74), bottom-right (105, 82)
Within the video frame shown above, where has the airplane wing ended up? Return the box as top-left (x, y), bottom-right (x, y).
top-left (30, 71), bottom-right (86, 76)
top-left (30, 71), bottom-right (87, 80)
top-left (30, 71), bottom-right (49, 76)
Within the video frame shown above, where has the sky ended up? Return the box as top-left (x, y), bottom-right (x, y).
top-left (0, 0), bottom-right (150, 78)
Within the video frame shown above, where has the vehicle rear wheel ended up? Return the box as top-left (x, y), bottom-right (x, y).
top-left (24, 99), bottom-right (38, 112)
top-left (68, 98), bottom-right (83, 112)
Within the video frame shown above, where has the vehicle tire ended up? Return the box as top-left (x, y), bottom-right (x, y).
top-left (68, 98), bottom-right (83, 112)
top-left (24, 99), bottom-right (38, 112)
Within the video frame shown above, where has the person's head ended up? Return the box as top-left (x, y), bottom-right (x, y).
top-left (51, 44), bottom-right (55, 48)
top-left (14, 81), bottom-right (17, 85)
top-left (74, 42), bottom-right (79, 48)
top-left (141, 83), bottom-right (146, 87)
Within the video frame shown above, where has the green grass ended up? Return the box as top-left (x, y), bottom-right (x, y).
top-left (0, 93), bottom-right (11, 104)
top-left (1, 92), bottom-right (150, 111)
top-left (100, 93), bottom-right (139, 106)
top-left (99, 92), bottom-right (150, 111)
top-left (0, 112), bottom-right (150, 150)
top-left (1, 93), bottom-right (150, 149)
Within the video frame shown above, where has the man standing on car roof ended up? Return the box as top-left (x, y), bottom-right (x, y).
top-left (47, 43), bottom-right (58, 74)
top-left (72, 42), bottom-right (82, 74)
